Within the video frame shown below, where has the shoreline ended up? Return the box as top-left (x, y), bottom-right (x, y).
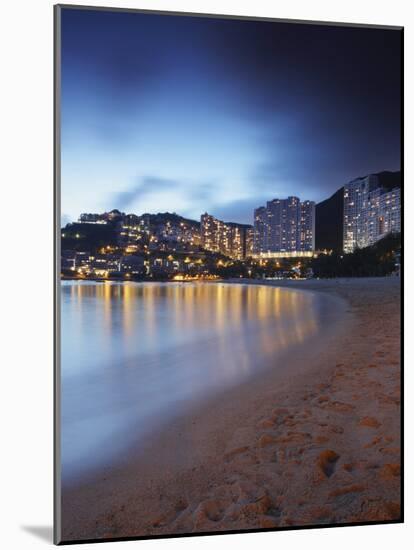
top-left (61, 283), bottom-right (346, 488)
top-left (61, 277), bottom-right (401, 542)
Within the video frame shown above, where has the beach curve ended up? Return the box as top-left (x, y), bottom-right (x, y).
top-left (61, 277), bottom-right (401, 541)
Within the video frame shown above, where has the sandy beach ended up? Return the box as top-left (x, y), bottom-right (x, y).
top-left (61, 277), bottom-right (401, 542)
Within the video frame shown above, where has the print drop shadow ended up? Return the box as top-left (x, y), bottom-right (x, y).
top-left (21, 525), bottom-right (53, 543)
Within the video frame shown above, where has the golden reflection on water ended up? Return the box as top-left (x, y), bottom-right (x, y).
top-left (61, 281), bottom-right (324, 481)
top-left (68, 282), bottom-right (319, 357)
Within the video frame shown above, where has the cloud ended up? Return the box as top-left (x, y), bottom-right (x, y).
top-left (62, 10), bottom-right (401, 225)
top-left (111, 177), bottom-right (180, 211)
top-left (111, 176), bottom-right (219, 214)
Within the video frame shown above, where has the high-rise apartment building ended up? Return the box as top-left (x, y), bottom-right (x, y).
top-left (200, 213), bottom-right (253, 260)
top-left (253, 207), bottom-right (269, 254)
top-left (253, 197), bottom-right (315, 257)
top-left (343, 175), bottom-right (401, 253)
top-left (245, 227), bottom-right (254, 258)
top-left (300, 200), bottom-right (316, 252)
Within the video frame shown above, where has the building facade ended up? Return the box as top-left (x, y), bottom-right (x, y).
top-left (78, 213), bottom-right (107, 224)
top-left (300, 200), bottom-right (316, 252)
top-left (343, 175), bottom-right (401, 253)
top-left (245, 227), bottom-right (254, 258)
top-left (253, 197), bottom-right (315, 257)
top-left (253, 207), bottom-right (269, 254)
top-left (200, 213), bottom-right (253, 260)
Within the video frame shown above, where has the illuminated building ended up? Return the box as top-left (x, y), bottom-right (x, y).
top-left (74, 251), bottom-right (91, 267)
top-left (200, 213), bottom-right (225, 254)
top-left (245, 227), bottom-right (254, 258)
top-left (61, 256), bottom-right (76, 271)
top-left (154, 220), bottom-right (201, 245)
top-left (343, 175), bottom-right (401, 253)
top-left (91, 254), bottom-right (121, 274)
top-left (300, 200), bottom-right (316, 252)
top-left (120, 255), bottom-right (145, 275)
top-left (226, 223), bottom-right (253, 260)
top-left (253, 197), bottom-right (315, 257)
top-left (200, 213), bottom-right (253, 259)
top-left (253, 207), bottom-right (268, 254)
top-left (78, 213), bottom-right (107, 224)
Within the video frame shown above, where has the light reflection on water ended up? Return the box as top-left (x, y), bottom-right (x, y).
top-left (60, 281), bottom-right (334, 484)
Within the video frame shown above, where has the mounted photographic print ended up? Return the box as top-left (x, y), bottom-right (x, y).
top-left (54, 4), bottom-right (403, 544)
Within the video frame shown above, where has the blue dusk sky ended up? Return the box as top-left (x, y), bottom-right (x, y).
top-left (60, 8), bottom-right (401, 225)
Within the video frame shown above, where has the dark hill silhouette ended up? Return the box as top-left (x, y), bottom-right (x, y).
top-left (374, 170), bottom-right (401, 191)
top-left (315, 187), bottom-right (344, 252)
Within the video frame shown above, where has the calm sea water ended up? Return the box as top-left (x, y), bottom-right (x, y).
top-left (60, 281), bottom-right (340, 485)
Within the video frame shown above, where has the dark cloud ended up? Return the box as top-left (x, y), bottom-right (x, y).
top-left (112, 177), bottom-right (180, 211)
top-left (62, 8), bottom-right (402, 221)
top-left (111, 176), bottom-right (219, 214)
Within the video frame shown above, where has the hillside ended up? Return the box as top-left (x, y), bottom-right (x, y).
top-left (143, 212), bottom-right (200, 228)
top-left (315, 187), bottom-right (344, 252)
top-left (375, 170), bottom-right (401, 192)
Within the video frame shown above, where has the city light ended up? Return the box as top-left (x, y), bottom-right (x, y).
top-left (61, 178), bottom-right (400, 282)
top-left (343, 175), bottom-right (401, 253)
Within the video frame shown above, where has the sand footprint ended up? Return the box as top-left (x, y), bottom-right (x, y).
top-left (317, 449), bottom-right (340, 478)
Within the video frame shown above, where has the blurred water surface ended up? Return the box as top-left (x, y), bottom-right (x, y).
top-left (60, 281), bottom-right (337, 484)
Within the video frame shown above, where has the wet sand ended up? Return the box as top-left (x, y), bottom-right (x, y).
top-left (60, 277), bottom-right (401, 542)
